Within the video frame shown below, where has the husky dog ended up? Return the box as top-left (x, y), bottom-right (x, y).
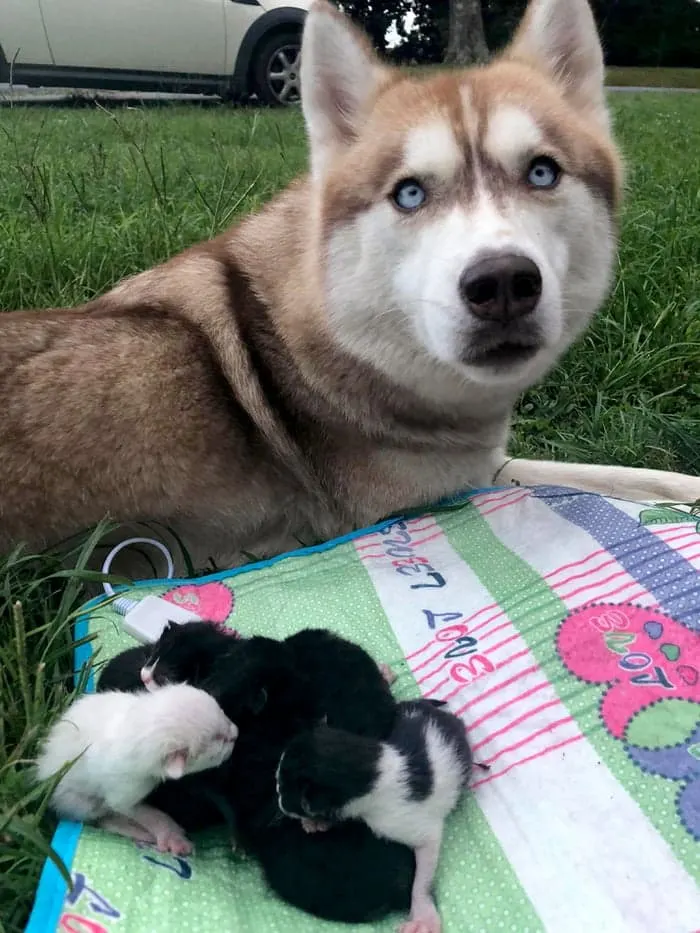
top-left (1, 0), bottom-right (697, 570)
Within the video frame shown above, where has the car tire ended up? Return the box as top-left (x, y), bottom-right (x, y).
top-left (251, 30), bottom-right (302, 106)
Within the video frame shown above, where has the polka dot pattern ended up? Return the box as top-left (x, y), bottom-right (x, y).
top-left (45, 489), bottom-right (700, 932)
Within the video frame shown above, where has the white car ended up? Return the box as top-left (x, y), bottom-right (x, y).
top-left (0, 0), bottom-right (310, 105)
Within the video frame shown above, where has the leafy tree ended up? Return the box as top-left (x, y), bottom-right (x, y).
top-left (445, 0), bottom-right (489, 65)
top-left (338, 0), bottom-right (700, 69)
top-left (593, 0), bottom-right (700, 68)
top-left (335, 1), bottom-right (419, 56)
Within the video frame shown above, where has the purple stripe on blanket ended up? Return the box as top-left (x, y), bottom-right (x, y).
top-left (530, 486), bottom-right (700, 631)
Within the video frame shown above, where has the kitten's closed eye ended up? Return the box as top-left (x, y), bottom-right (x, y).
top-left (283, 778), bottom-right (312, 813)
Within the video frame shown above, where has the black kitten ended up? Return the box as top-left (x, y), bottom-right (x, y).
top-left (276, 700), bottom-right (474, 932)
top-left (96, 620), bottom-right (235, 694)
top-left (97, 644), bottom-right (151, 693)
top-left (284, 628), bottom-right (397, 739)
top-left (253, 818), bottom-right (413, 923)
top-left (227, 726), bottom-right (413, 924)
top-left (142, 620), bottom-right (236, 689)
top-left (94, 622), bottom-right (414, 921)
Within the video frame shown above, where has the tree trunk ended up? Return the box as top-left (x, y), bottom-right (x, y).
top-left (445, 0), bottom-right (489, 66)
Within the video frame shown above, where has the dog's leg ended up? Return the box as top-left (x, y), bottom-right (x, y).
top-left (496, 459), bottom-right (700, 504)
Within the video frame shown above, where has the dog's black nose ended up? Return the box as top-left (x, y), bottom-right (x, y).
top-left (460, 254), bottom-right (542, 322)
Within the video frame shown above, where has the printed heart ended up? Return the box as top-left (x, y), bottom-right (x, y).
top-left (162, 582), bottom-right (234, 625)
top-left (660, 643), bottom-right (680, 662)
top-left (687, 744), bottom-right (700, 761)
top-left (677, 665), bottom-right (699, 686)
top-left (643, 620), bottom-right (663, 640)
top-left (604, 632), bottom-right (636, 655)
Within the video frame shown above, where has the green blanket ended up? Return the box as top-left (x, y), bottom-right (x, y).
top-left (27, 486), bottom-right (700, 932)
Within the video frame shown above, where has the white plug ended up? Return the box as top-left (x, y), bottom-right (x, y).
top-left (121, 595), bottom-right (202, 644)
top-left (100, 537), bottom-right (200, 644)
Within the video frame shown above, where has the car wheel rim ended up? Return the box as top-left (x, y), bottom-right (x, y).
top-left (266, 45), bottom-right (301, 104)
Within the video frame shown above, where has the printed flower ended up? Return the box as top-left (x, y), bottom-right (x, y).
top-left (625, 699), bottom-right (700, 841)
top-left (556, 604), bottom-right (700, 739)
top-left (161, 582), bottom-right (236, 630)
top-left (639, 506), bottom-right (699, 535)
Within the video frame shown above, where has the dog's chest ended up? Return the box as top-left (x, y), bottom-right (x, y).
top-left (163, 434), bottom-right (505, 572)
top-left (216, 442), bottom-right (501, 563)
top-left (324, 443), bottom-right (506, 528)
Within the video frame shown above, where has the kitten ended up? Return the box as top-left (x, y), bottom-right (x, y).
top-left (139, 620), bottom-right (236, 691)
top-left (276, 699), bottom-right (473, 933)
top-left (92, 623), bottom-right (414, 921)
top-left (139, 622), bottom-right (397, 740)
top-left (35, 683), bottom-right (238, 854)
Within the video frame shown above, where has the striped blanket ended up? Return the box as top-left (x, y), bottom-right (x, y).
top-left (27, 485), bottom-right (700, 933)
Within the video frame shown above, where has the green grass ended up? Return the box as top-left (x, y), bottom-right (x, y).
top-left (605, 67), bottom-right (700, 89)
top-left (409, 64), bottom-right (700, 90)
top-left (0, 526), bottom-right (122, 933)
top-left (0, 94), bottom-right (698, 930)
top-left (513, 94), bottom-right (700, 469)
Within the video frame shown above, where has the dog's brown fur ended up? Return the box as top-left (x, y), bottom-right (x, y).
top-left (0, 0), bottom-right (633, 569)
top-left (1, 196), bottom-right (512, 565)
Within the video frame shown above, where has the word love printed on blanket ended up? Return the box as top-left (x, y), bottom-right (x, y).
top-left (28, 486), bottom-right (700, 933)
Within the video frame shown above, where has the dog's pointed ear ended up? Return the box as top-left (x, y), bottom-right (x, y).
top-left (163, 748), bottom-right (188, 780)
top-left (301, 1), bottom-right (386, 180)
top-left (505, 0), bottom-right (608, 130)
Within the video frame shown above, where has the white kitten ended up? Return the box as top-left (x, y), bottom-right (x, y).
top-left (35, 682), bottom-right (238, 854)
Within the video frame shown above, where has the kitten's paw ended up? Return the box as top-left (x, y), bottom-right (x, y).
top-left (399, 904), bottom-right (441, 933)
top-left (398, 920), bottom-right (441, 933)
top-left (156, 830), bottom-right (193, 856)
top-left (300, 817), bottom-right (332, 834)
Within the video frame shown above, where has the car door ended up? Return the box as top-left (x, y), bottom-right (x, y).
top-left (1, 0), bottom-right (54, 66)
top-left (38, 0), bottom-right (227, 76)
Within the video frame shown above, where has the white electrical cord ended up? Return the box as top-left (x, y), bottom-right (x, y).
top-left (99, 536), bottom-right (203, 643)
top-left (101, 537), bottom-right (176, 616)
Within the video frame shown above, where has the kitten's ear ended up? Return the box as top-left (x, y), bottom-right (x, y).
top-left (301, 1), bottom-right (386, 180)
top-left (247, 686), bottom-right (268, 716)
top-left (153, 621), bottom-right (174, 645)
top-left (163, 749), bottom-right (188, 780)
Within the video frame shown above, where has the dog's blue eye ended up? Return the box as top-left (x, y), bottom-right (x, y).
top-left (527, 157), bottom-right (561, 188)
top-left (392, 179), bottom-right (426, 211)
